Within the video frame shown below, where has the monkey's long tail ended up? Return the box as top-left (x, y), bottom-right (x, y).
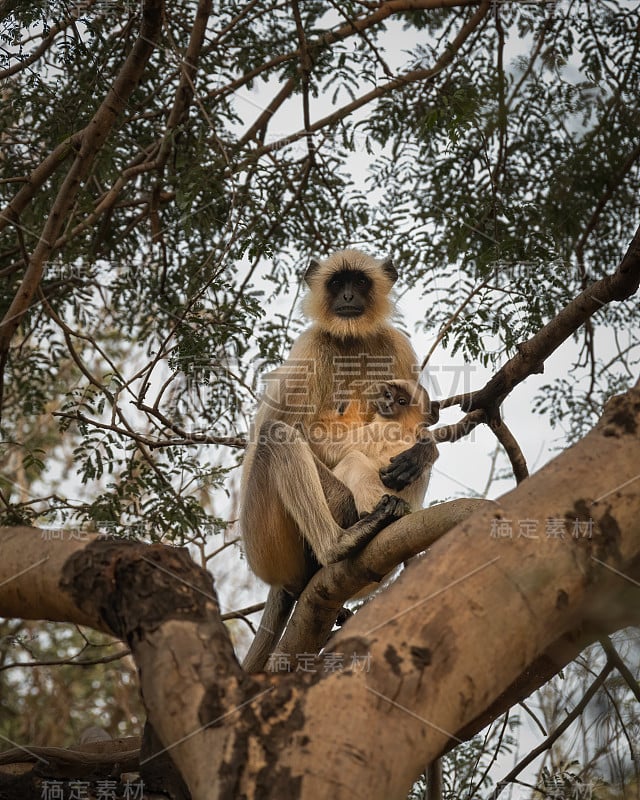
top-left (241, 586), bottom-right (296, 673)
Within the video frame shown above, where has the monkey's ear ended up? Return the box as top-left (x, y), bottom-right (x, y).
top-left (304, 259), bottom-right (321, 285)
top-left (380, 257), bottom-right (398, 284)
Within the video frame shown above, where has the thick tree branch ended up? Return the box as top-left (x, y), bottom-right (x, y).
top-left (306, 383), bottom-right (640, 799)
top-left (0, 383), bottom-right (639, 798)
top-left (0, 528), bottom-right (111, 629)
top-left (273, 498), bottom-right (496, 667)
top-left (157, 0), bottom-right (212, 166)
top-left (462, 224), bottom-right (640, 417)
top-left (0, 0), bottom-right (163, 356)
top-left (0, 739), bottom-right (140, 774)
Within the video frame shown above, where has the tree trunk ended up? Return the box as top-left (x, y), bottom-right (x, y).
top-left (1, 384), bottom-right (639, 799)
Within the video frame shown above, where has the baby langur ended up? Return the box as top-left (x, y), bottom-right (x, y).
top-left (332, 380), bottom-right (439, 517)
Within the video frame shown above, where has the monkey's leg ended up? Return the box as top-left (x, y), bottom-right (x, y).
top-left (242, 427), bottom-right (403, 673)
top-left (258, 421), bottom-right (406, 565)
top-left (313, 455), bottom-right (359, 527)
top-left (333, 451), bottom-right (390, 516)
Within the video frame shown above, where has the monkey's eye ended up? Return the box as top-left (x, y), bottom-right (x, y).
top-left (328, 277), bottom-right (342, 291)
top-left (355, 277), bottom-right (368, 288)
top-left (397, 396), bottom-right (408, 405)
top-left (383, 390), bottom-right (393, 400)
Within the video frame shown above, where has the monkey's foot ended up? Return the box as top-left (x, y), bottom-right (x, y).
top-left (326, 494), bottom-right (408, 563)
top-left (373, 493), bottom-right (411, 520)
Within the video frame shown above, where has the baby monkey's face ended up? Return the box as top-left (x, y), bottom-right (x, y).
top-left (372, 382), bottom-right (412, 417)
top-left (366, 379), bottom-right (438, 426)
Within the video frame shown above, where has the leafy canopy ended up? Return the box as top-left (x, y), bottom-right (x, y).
top-left (1, 0), bottom-right (638, 540)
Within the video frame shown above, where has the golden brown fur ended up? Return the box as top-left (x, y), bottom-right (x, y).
top-left (240, 249), bottom-right (429, 672)
top-left (255, 250), bottom-right (419, 466)
top-left (331, 380), bottom-right (438, 516)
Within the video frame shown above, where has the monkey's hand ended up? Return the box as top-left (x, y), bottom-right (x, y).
top-left (380, 438), bottom-right (438, 491)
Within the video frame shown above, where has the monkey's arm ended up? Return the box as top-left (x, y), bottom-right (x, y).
top-left (314, 435), bottom-right (367, 470)
top-left (379, 432), bottom-right (438, 491)
top-left (309, 416), bottom-right (384, 469)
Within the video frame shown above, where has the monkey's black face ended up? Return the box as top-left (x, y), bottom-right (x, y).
top-left (326, 270), bottom-right (372, 318)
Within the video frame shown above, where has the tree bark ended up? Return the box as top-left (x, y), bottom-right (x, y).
top-left (0, 384), bottom-right (639, 799)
